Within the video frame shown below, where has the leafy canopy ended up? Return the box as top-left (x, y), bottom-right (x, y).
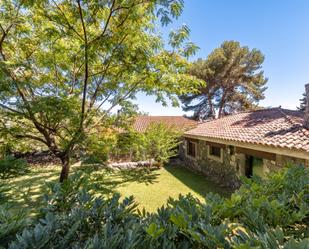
top-left (0, 0), bottom-right (202, 180)
top-left (297, 92), bottom-right (307, 111)
top-left (180, 40), bottom-right (267, 119)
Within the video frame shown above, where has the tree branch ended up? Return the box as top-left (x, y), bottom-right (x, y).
top-left (88, 33), bottom-right (129, 110)
top-left (91, 80), bottom-right (143, 129)
top-left (0, 103), bottom-right (25, 116)
top-left (12, 134), bottom-right (48, 146)
top-left (77, 0), bottom-right (89, 130)
top-left (51, 0), bottom-right (84, 41)
top-left (89, 0), bottom-right (116, 45)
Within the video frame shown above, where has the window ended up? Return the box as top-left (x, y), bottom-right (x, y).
top-left (228, 145), bottom-right (235, 155)
top-left (209, 145), bottom-right (221, 158)
top-left (187, 141), bottom-right (196, 158)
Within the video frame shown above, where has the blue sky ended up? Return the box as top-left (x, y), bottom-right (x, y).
top-left (134, 0), bottom-right (309, 115)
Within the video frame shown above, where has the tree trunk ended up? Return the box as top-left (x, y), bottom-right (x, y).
top-left (218, 91), bottom-right (227, 118)
top-left (207, 94), bottom-right (215, 118)
top-left (218, 103), bottom-right (224, 118)
top-left (59, 155), bottom-right (70, 182)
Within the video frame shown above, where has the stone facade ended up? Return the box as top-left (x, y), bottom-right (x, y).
top-left (179, 138), bottom-right (241, 189)
top-left (179, 137), bottom-right (308, 189)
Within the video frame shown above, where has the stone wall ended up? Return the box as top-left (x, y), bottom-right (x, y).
top-left (108, 160), bottom-right (155, 169)
top-left (275, 154), bottom-right (307, 167)
top-left (179, 138), bottom-right (241, 189)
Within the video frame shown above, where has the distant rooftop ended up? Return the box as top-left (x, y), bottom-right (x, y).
top-left (133, 116), bottom-right (197, 132)
top-left (184, 108), bottom-right (309, 152)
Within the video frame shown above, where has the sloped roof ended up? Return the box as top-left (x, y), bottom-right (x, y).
top-left (133, 116), bottom-right (197, 132)
top-left (184, 108), bottom-right (309, 152)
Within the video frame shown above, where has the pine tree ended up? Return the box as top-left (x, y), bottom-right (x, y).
top-left (180, 41), bottom-right (268, 119)
top-left (297, 92), bottom-right (307, 111)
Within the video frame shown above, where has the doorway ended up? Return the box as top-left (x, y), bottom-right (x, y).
top-left (245, 155), bottom-right (264, 178)
top-left (245, 155), bottom-right (253, 177)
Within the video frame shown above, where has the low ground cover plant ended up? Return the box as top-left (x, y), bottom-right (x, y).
top-left (1, 165), bottom-right (308, 248)
top-left (0, 156), bottom-right (29, 179)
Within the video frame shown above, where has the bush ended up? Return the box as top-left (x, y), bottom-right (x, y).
top-left (0, 156), bottom-right (29, 179)
top-left (0, 205), bottom-right (30, 249)
top-left (81, 127), bottom-right (118, 164)
top-left (81, 154), bottom-right (108, 165)
top-left (0, 143), bottom-right (12, 159)
top-left (3, 166), bottom-right (309, 248)
top-left (115, 123), bottom-right (181, 165)
top-left (0, 182), bottom-right (8, 205)
top-left (143, 123), bottom-right (181, 165)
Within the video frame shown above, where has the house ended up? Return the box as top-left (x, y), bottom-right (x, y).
top-left (180, 84), bottom-right (309, 188)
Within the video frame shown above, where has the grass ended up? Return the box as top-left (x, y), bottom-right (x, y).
top-left (1, 164), bottom-right (232, 213)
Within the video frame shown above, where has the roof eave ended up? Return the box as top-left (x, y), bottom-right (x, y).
top-left (183, 133), bottom-right (309, 160)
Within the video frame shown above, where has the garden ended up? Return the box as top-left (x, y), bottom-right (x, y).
top-left (0, 0), bottom-right (308, 248)
top-left (1, 160), bottom-right (308, 248)
top-left (1, 162), bottom-right (231, 213)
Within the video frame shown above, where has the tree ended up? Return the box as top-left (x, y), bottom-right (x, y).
top-left (114, 123), bottom-right (180, 165)
top-left (142, 123), bottom-right (180, 165)
top-left (0, 0), bottom-right (201, 182)
top-left (180, 41), bottom-right (267, 119)
top-left (297, 92), bottom-right (307, 111)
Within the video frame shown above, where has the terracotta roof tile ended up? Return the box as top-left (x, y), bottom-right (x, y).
top-left (184, 108), bottom-right (309, 152)
top-left (133, 116), bottom-right (197, 132)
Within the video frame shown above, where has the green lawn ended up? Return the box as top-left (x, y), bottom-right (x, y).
top-left (2, 164), bottom-right (231, 213)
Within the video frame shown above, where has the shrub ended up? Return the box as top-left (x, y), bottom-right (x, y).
top-left (0, 156), bottom-right (29, 179)
top-left (0, 204), bottom-right (30, 249)
top-left (81, 154), bottom-right (107, 165)
top-left (80, 127), bottom-right (118, 165)
top-left (114, 131), bottom-right (143, 160)
top-left (0, 143), bottom-right (12, 159)
top-left (3, 165), bottom-right (309, 248)
top-left (0, 182), bottom-right (8, 205)
top-left (213, 166), bottom-right (309, 234)
top-left (143, 123), bottom-right (181, 165)
top-left (115, 123), bottom-right (181, 165)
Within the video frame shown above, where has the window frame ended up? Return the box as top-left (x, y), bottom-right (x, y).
top-left (186, 140), bottom-right (197, 158)
top-left (207, 144), bottom-right (223, 162)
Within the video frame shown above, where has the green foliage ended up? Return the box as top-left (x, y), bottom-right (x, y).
top-left (0, 204), bottom-right (30, 249)
top-left (81, 129), bottom-right (117, 164)
top-left (0, 143), bottom-right (10, 159)
top-left (4, 165), bottom-right (308, 248)
top-left (180, 40), bottom-right (267, 119)
top-left (0, 0), bottom-right (202, 180)
top-left (0, 111), bottom-right (44, 156)
top-left (142, 123), bottom-right (181, 164)
top-left (297, 92), bottom-right (307, 111)
top-left (115, 123), bottom-right (181, 164)
top-left (81, 154), bottom-right (107, 165)
top-left (114, 130), bottom-right (142, 158)
top-left (216, 165), bottom-right (309, 237)
top-left (0, 182), bottom-right (8, 205)
top-left (0, 155), bottom-right (29, 179)
top-left (42, 171), bottom-right (91, 213)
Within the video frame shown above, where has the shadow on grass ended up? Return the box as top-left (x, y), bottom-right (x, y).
top-left (1, 165), bottom-right (161, 211)
top-left (1, 164), bottom-right (232, 213)
top-left (164, 165), bottom-right (233, 198)
top-left (0, 169), bottom-right (60, 209)
top-left (78, 165), bottom-right (161, 195)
